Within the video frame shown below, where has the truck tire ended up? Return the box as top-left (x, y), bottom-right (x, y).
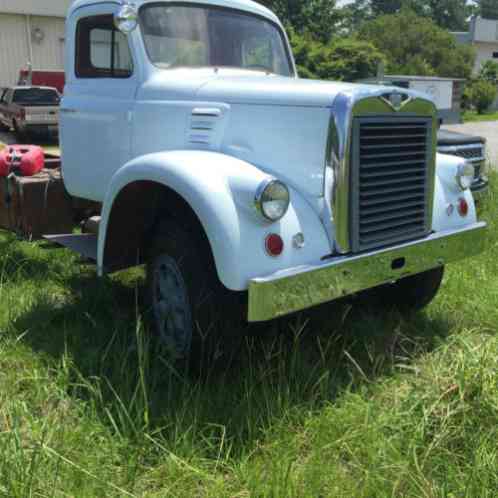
top-left (370, 266), bottom-right (445, 312)
top-left (145, 220), bottom-right (243, 360)
top-left (13, 120), bottom-right (26, 142)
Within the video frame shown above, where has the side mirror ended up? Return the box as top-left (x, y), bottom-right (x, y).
top-left (114, 3), bottom-right (138, 34)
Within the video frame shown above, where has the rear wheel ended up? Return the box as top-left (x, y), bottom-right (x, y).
top-left (145, 220), bottom-right (244, 360)
top-left (12, 120), bottom-right (26, 142)
top-left (369, 266), bottom-right (445, 312)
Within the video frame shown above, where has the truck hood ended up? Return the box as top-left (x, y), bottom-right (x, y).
top-left (196, 73), bottom-right (359, 107)
top-left (137, 70), bottom-right (435, 200)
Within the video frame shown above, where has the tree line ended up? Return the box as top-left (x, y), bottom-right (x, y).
top-left (257, 0), bottom-right (498, 83)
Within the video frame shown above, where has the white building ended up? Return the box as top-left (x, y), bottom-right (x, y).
top-left (453, 16), bottom-right (498, 74)
top-left (0, 0), bottom-right (74, 87)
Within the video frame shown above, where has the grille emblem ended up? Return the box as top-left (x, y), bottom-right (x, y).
top-left (381, 92), bottom-right (411, 111)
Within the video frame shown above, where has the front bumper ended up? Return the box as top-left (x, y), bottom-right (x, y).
top-left (248, 222), bottom-right (487, 322)
top-left (472, 177), bottom-right (489, 200)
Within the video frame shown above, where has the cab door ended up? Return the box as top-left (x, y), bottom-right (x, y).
top-left (61, 3), bottom-right (138, 202)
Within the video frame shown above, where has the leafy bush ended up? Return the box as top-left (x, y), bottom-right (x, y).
top-left (468, 79), bottom-right (497, 114)
top-left (359, 9), bottom-right (476, 79)
top-left (479, 60), bottom-right (498, 83)
top-left (290, 30), bottom-right (385, 81)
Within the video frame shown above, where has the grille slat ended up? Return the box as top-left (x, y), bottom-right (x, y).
top-left (360, 199), bottom-right (425, 215)
top-left (351, 117), bottom-right (432, 252)
top-left (361, 175), bottom-right (425, 188)
top-left (361, 159), bottom-right (426, 169)
top-left (360, 142), bottom-right (427, 150)
top-left (361, 167), bottom-right (425, 179)
top-left (361, 208), bottom-right (425, 225)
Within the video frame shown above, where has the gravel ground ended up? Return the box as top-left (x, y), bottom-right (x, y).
top-left (443, 121), bottom-right (498, 167)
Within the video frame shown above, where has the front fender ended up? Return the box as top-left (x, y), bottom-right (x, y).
top-left (98, 150), bottom-right (331, 291)
top-left (433, 153), bottom-right (477, 231)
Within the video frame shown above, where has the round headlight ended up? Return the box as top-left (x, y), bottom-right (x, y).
top-left (456, 162), bottom-right (475, 191)
top-left (255, 179), bottom-right (290, 222)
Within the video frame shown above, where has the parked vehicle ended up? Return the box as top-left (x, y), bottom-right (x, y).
top-left (0, 0), bottom-right (487, 359)
top-left (437, 129), bottom-right (488, 197)
top-left (18, 68), bottom-right (65, 94)
top-left (0, 86), bottom-right (60, 139)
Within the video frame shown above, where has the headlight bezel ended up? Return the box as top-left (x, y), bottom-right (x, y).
top-left (255, 178), bottom-right (290, 222)
top-left (455, 161), bottom-right (475, 191)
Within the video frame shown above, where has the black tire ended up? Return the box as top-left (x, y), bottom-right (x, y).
top-left (12, 120), bottom-right (25, 142)
top-left (369, 266), bottom-right (445, 312)
top-left (145, 220), bottom-right (244, 361)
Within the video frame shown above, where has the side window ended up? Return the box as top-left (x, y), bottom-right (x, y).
top-left (76, 15), bottom-right (133, 78)
top-left (242, 37), bottom-right (273, 70)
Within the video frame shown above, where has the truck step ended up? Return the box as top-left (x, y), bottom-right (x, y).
top-left (43, 233), bottom-right (98, 262)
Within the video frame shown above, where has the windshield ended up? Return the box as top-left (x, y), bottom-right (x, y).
top-left (13, 89), bottom-right (60, 105)
top-left (139, 4), bottom-right (293, 76)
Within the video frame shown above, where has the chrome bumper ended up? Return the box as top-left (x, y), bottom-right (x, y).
top-left (248, 222), bottom-right (487, 322)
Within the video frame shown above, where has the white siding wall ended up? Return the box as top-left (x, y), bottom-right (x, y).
top-left (0, 0), bottom-right (73, 17)
top-left (410, 80), bottom-right (453, 110)
top-left (30, 16), bottom-right (66, 70)
top-left (472, 17), bottom-right (498, 43)
top-left (0, 13), bottom-right (66, 87)
top-left (473, 42), bottom-right (498, 73)
top-left (0, 14), bottom-right (29, 87)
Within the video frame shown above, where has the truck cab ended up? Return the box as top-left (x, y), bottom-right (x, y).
top-left (59, 0), bottom-right (486, 358)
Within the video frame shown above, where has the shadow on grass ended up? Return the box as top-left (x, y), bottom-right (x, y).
top-left (11, 265), bottom-right (455, 453)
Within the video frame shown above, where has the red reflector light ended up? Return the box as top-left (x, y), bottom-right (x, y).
top-left (458, 198), bottom-right (469, 217)
top-left (265, 234), bottom-right (284, 257)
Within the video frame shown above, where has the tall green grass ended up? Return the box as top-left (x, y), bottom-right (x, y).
top-left (0, 177), bottom-right (496, 497)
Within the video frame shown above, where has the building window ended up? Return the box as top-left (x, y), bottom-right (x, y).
top-left (76, 15), bottom-right (133, 78)
top-left (493, 52), bottom-right (498, 59)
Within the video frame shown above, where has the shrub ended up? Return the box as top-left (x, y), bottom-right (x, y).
top-left (468, 79), bottom-right (497, 114)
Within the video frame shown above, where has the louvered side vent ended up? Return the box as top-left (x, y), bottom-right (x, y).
top-left (188, 108), bottom-right (221, 146)
top-left (351, 117), bottom-right (433, 253)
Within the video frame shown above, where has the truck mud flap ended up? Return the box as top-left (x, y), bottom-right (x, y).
top-left (43, 233), bottom-right (98, 263)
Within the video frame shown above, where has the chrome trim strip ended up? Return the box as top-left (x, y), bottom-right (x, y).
top-left (248, 222), bottom-right (487, 322)
top-left (327, 93), bottom-right (438, 254)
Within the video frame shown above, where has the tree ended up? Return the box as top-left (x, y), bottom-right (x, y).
top-left (346, 0), bottom-right (473, 31)
top-left (290, 30), bottom-right (385, 81)
top-left (359, 9), bottom-right (476, 78)
top-left (477, 0), bottom-right (498, 19)
top-left (468, 79), bottom-right (497, 113)
top-left (256, 0), bottom-right (343, 42)
top-left (479, 60), bottom-right (498, 83)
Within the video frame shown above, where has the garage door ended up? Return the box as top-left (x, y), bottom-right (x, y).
top-left (0, 13), bottom-right (29, 87)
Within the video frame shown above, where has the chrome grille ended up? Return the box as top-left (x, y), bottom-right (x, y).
top-left (437, 144), bottom-right (485, 180)
top-left (351, 117), bottom-right (433, 252)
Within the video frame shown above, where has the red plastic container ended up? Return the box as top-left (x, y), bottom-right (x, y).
top-left (0, 145), bottom-right (45, 177)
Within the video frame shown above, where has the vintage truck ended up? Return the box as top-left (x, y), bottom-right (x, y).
top-left (2, 0), bottom-right (486, 357)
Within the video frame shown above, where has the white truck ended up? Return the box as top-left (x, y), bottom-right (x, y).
top-left (30, 0), bottom-right (485, 357)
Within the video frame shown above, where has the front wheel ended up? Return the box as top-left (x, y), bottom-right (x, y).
top-left (145, 221), bottom-right (243, 360)
top-left (368, 266), bottom-right (445, 312)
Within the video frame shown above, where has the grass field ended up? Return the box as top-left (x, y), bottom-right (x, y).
top-left (463, 110), bottom-right (498, 123)
top-left (0, 177), bottom-right (497, 497)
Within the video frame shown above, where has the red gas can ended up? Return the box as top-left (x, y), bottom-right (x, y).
top-left (0, 145), bottom-right (45, 177)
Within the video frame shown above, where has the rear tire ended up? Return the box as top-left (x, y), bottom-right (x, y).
top-left (145, 220), bottom-right (244, 361)
top-left (13, 120), bottom-right (26, 142)
top-left (369, 266), bottom-right (445, 312)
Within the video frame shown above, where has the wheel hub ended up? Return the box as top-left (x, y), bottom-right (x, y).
top-left (152, 255), bottom-right (192, 357)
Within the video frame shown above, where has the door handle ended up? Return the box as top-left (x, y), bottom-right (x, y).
top-left (60, 108), bottom-right (78, 114)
